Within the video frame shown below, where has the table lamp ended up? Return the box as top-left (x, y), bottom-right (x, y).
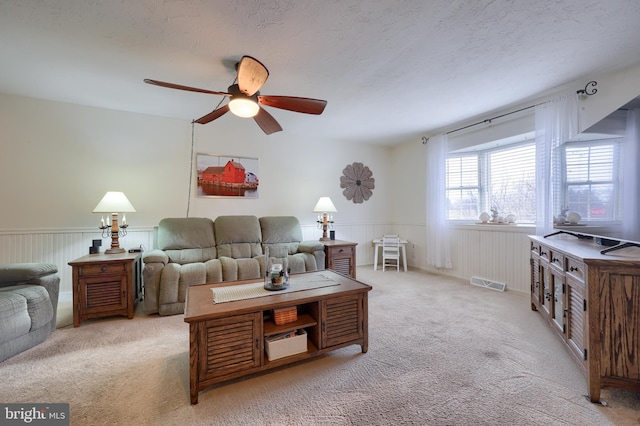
top-left (93, 191), bottom-right (136, 254)
top-left (313, 197), bottom-right (337, 241)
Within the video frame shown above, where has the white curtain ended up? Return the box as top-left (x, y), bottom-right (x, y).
top-left (425, 134), bottom-right (452, 269)
top-left (622, 109), bottom-right (640, 241)
top-left (535, 93), bottom-right (579, 236)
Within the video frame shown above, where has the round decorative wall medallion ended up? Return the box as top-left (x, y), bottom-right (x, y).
top-left (340, 162), bottom-right (375, 204)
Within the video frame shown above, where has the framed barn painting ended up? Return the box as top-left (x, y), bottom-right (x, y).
top-left (196, 153), bottom-right (259, 198)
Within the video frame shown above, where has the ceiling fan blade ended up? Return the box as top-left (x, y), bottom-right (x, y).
top-left (194, 105), bottom-right (230, 124)
top-left (144, 79), bottom-right (230, 96)
top-left (253, 107), bottom-right (283, 135)
top-left (237, 56), bottom-right (269, 96)
top-left (258, 95), bottom-right (327, 115)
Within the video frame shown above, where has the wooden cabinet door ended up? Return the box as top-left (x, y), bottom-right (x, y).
top-left (550, 269), bottom-right (565, 335)
top-left (79, 274), bottom-right (127, 315)
top-left (565, 274), bottom-right (586, 366)
top-left (198, 312), bottom-right (262, 381)
top-left (326, 244), bottom-right (356, 278)
top-left (597, 268), bottom-right (640, 382)
top-left (321, 294), bottom-right (364, 348)
top-left (540, 260), bottom-right (552, 320)
top-left (530, 253), bottom-right (541, 310)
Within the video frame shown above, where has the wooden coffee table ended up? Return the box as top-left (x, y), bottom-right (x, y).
top-left (184, 270), bottom-right (372, 404)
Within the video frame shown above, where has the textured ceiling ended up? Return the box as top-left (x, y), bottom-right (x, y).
top-left (1, 0), bottom-right (640, 145)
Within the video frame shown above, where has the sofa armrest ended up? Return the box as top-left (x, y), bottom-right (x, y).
top-left (142, 250), bottom-right (169, 315)
top-left (142, 249), bottom-right (169, 265)
top-left (0, 263), bottom-right (58, 285)
top-left (0, 263), bottom-right (60, 330)
top-left (298, 241), bottom-right (324, 253)
top-left (297, 241), bottom-right (326, 271)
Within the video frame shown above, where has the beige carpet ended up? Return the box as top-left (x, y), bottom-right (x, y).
top-left (1, 267), bottom-right (639, 425)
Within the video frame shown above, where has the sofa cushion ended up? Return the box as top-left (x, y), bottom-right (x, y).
top-left (215, 216), bottom-right (262, 259)
top-left (157, 218), bottom-right (217, 264)
top-left (260, 216), bottom-right (303, 244)
top-left (158, 218), bottom-right (216, 250)
top-left (219, 257), bottom-right (261, 281)
top-left (0, 263), bottom-right (58, 285)
top-left (264, 245), bottom-right (289, 258)
top-left (0, 292), bottom-right (31, 345)
top-left (158, 260), bottom-right (223, 308)
top-left (287, 253), bottom-right (319, 274)
top-left (260, 216), bottom-right (308, 255)
top-left (164, 248), bottom-right (217, 265)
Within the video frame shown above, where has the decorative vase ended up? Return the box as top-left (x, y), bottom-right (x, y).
top-left (263, 246), bottom-right (290, 291)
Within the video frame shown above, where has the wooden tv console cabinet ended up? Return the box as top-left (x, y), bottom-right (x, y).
top-left (529, 234), bottom-right (640, 403)
top-left (184, 270), bottom-right (371, 404)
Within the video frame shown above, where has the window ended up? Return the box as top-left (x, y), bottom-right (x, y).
top-left (446, 155), bottom-right (479, 219)
top-left (445, 136), bottom-right (622, 225)
top-left (446, 141), bottom-right (536, 222)
top-left (556, 139), bottom-right (622, 222)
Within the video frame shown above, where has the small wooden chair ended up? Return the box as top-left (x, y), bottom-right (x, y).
top-left (382, 235), bottom-right (401, 272)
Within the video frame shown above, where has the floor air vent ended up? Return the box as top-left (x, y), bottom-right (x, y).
top-left (470, 276), bottom-right (506, 292)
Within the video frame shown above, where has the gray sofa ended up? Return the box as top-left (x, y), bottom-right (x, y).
top-left (142, 215), bottom-right (325, 316)
top-left (0, 263), bottom-right (60, 362)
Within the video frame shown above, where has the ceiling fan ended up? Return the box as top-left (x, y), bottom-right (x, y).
top-left (144, 56), bottom-right (327, 135)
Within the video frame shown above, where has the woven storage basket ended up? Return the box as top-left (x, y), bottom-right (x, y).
top-left (273, 306), bottom-right (297, 325)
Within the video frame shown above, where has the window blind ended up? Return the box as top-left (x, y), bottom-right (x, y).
top-left (562, 140), bottom-right (621, 221)
top-left (446, 155), bottom-right (479, 219)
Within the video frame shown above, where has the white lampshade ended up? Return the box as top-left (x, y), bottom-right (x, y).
top-left (313, 197), bottom-right (337, 213)
top-left (93, 191), bottom-right (136, 213)
top-left (229, 98), bottom-right (260, 118)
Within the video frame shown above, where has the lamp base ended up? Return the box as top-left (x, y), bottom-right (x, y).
top-left (319, 237), bottom-right (331, 242)
top-left (105, 248), bottom-right (126, 254)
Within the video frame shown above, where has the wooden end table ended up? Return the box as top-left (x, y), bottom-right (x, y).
top-left (68, 252), bottom-right (142, 327)
top-left (323, 240), bottom-right (357, 278)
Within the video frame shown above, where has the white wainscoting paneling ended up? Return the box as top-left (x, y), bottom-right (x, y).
top-left (0, 228), bottom-right (154, 301)
top-left (304, 222), bottom-right (533, 294)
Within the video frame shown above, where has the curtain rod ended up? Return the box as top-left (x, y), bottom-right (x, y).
top-left (445, 104), bottom-right (535, 136)
top-left (422, 81), bottom-right (597, 144)
top-left (421, 105), bottom-right (535, 145)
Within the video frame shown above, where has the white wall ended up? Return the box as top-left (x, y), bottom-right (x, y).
top-left (0, 93), bottom-right (392, 230)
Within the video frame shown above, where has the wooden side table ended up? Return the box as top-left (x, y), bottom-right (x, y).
top-left (68, 252), bottom-right (142, 327)
top-left (323, 240), bottom-right (357, 278)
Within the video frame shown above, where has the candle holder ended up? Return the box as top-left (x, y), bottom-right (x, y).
top-left (316, 214), bottom-right (335, 241)
top-left (98, 214), bottom-right (130, 254)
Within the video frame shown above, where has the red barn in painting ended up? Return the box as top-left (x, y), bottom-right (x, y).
top-left (201, 166), bottom-right (225, 183)
top-left (223, 160), bottom-right (245, 183)
top-left (200, 160), bottom-right (257, 188)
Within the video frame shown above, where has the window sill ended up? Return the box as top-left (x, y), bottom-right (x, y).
top-left (448, 222), bottom-right (622, 239)
top-left (449, 222), bottom-right (534, 233)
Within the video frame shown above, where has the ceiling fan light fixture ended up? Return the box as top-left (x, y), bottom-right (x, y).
top-left (145, 59), bottom-right (326, 133)
top-left (229, 96), bottom-right (259, 118)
